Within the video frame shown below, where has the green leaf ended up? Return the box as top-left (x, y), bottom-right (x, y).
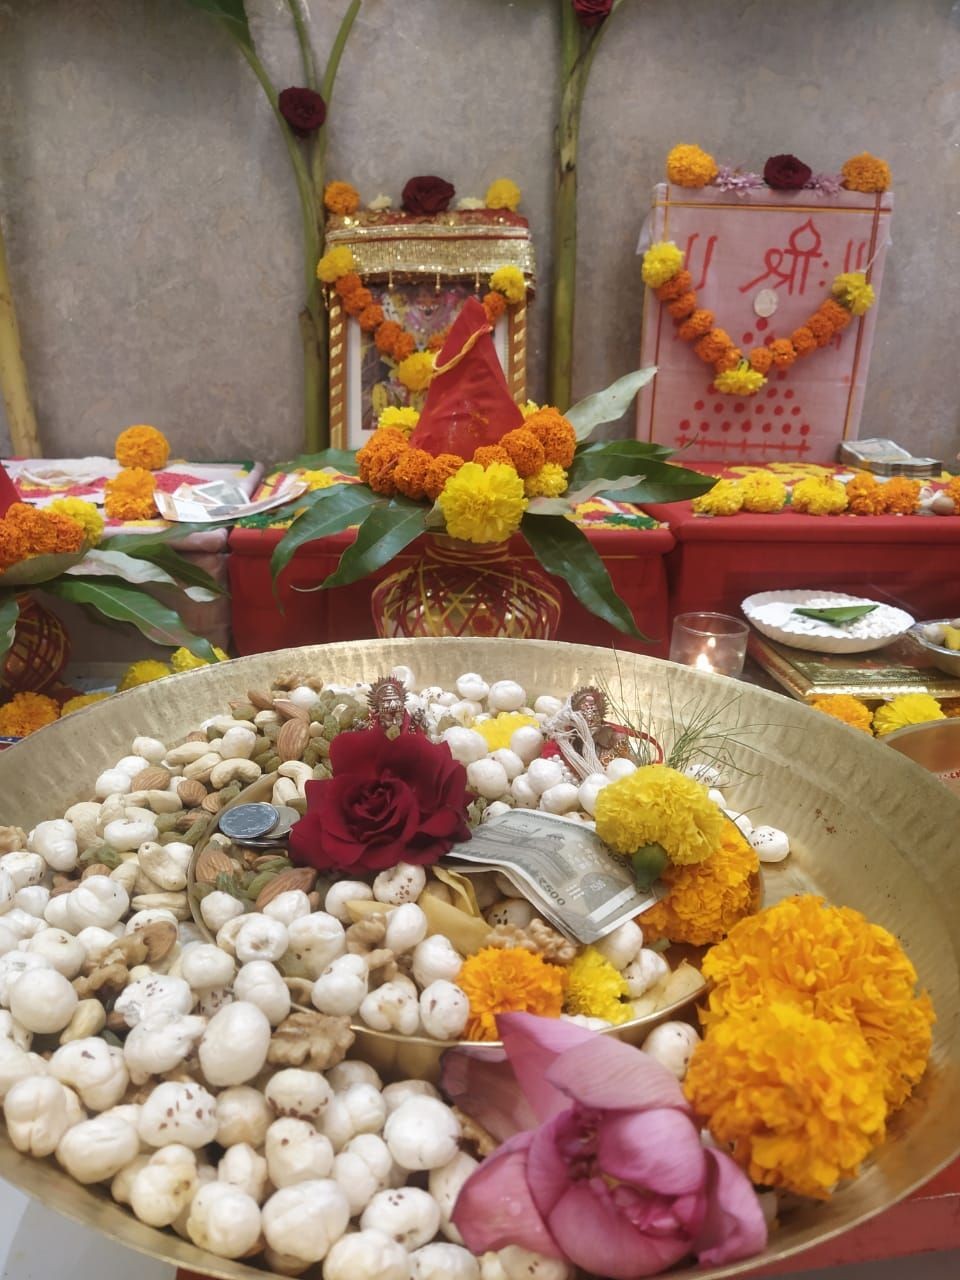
top-left (631, 844), bottom-right (669, 892)
top-left (271, 485), bottom-right (384, 581)
top-left (521, 514), bottom-right (646, 638)
top-left (793, 604), bottom-right (878, 624)
top-left (0, 549), bottom-right (88, 588)
top-left (0, 596), bottom-right (20, 665)
top-left (281, 449), bottom-right (359, 476)
top-left (44, 578), bottom-right (215, 659)
top-left (306, 499), bottom-right (428, 591)
top-left (566, 446), bottom-right (715, 505)
top-left (118, 545), bottom-right (227, 600)
top-left (66, 550), bottom-right (183, 589)
top-left (565, 368), bottom-right (658, 442)
top-left (182, 0), bottom-right (253, 49)
top-left (576, 439), bottom-right (673, 460)
top-left (99, 522), bottom-right (229, 555)
top-left (524, 473), bottom-right (650, 519)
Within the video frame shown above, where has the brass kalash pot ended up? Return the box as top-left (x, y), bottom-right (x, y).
top-left (0, 638), bottom-right (957, 1280)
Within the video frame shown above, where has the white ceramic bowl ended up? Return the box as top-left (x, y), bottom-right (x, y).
top-left (742, 589), bottom-right (915, 653)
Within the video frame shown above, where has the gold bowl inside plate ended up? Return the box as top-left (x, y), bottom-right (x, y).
top-left (0, 637), bottom-right (958, 1280)
top-left (885, 718), bottom-right (960, 796)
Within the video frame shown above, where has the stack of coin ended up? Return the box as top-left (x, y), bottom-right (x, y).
top-left (218, 803), bottom-right (301, 847)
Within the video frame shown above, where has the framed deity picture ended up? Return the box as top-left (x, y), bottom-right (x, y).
top-left (324, 209), bottom-right (535, 451)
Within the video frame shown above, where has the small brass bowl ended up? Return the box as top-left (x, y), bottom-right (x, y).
top-left (885, 718), bottom-right (960, 796)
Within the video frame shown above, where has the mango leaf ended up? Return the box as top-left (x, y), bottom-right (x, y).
top-left (66, 549), bottom-right (182, 588)
top-left (99, 522), bottom-right (230, 555)
top-left (182, 0), bottom-right (253, 50)
top-left (0, 596), bottom-right (19, 665)
top-left (565, 368), bottom-right (658, 442)
top-left (44, 578), bottom-right (215, 659)
top-left (271, 485), bottom-right (384, 581)
top-left (524, 473), bottom-right (649, 518)
top-left (521, 514), bottom-right (646, 638)
top-left (281, 449), bottom-right (360, 476)
top-left (0, 549), bottom-right (89, 588)
top-left (300, 499), bottom-right (428, 592)
top-left (567, 446), bottom-right (714, 505)
top-left (575, 439), bottom-right (673, 460)
top-left (119, 544), bottom-right (227, 600)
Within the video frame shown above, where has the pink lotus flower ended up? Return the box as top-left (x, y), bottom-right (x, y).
top-left (442, 1014), bottom-right (767, 1279)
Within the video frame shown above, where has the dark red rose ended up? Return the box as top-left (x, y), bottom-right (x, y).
top-left (278, 86), bottom-right (327, 138)
top-left (402, 175), bottom-right (455, 216)
top-left (289, 728), bottom-right (471, 874)
top-left (572, 0), bottom-right (614, 26)
top-left (763, 154), bottom-right (812, 190)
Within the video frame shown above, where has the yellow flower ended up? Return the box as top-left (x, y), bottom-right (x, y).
top-left (0, 692), bottom-right (60, 737)
top-left (489, 266), bottom-right (527, 305)
top-left (47, 498), bottom-right (104, 545)
top-left (641, 241), bottom-right (685, 288)
top-left (300, 470), bottom-right (337, 492)
top-left (666, 143), bottom-right (718, 188)
top-left (458, 946), bottom-right (567, 1041)
top-left (713, 363), bottom-right (766, 396)
top-left (564, 947), bottom-right (632, 1025)
top-left (524, 463), bottom-right (568, 498)
top-left (831, 271), bottom-right (876, 316)
top-left (872, 693), bottom-right (946, 737)
top-left (475, 711), bottom-right (538, 752)
top-left (103, 468), bottom-right (158, 521)
top-left (790, 476), bottom-right (848, 515)
top-left (438, 462), bottom-right (527, 544)
top-left (115, 424), bottom-right (170, 471)
top-left (484, 178), bottom-right (522, 211)
top-left (641, 827), bottom-right (759, 948)
top-left (378, 406), bottom-right (420, 434)
top-left (396, 352), bottom-right (436, 393)
top-left (684, 1002), bottom-right (887, 1199)
top-left (61, 692), bottom-right (110, 715)
top-left (117, 659), bottom-right (171, 690)
top-left (594, 764), bottom-right (726, 865)
top-left (738, 471), bottom-right (787, 514)
top-left (810, 694), bottom-right (873, 734)
top-left (841, 152), bottom-right (891, 193)
top-left (691, 479), bottom-right (743, 516)
top-left (169, 645), bottom-right (229, 672)
top-left (316, 245), bottom-right (356, 283)
top-left (519, 400), bottom-right (540, 419)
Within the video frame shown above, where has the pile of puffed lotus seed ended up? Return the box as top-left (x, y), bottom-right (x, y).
top-left (0, 664), bottom-right (792, 1276)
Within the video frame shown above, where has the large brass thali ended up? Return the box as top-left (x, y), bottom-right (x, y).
top-left (0, 638), bottom-right (958, 1280)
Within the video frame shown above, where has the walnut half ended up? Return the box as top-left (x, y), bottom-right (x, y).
top-left (267, 1010), bottom-right (355, 1072)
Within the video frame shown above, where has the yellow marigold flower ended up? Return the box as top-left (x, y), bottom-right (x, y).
top-left (0, 692), bottom-right (60, 737)
top-left (103, 468), bottom-right (158, 521)
top-left (519, 400), bottom-right (540, 418)
top-left (564, 946), bottom-right (631, 1025)
top-left (790, 476), bottom-right (848, 516)
top-left (475, 712), bottom-right (538, 752)
top-left (316, 245), bottom-right (356, 283)
top-left (378, 406), bottom-right (420, 434)
top-left (739, 471), bottom-right (787, 514)
top-left (524, 463), bottom-right (568, 499)
top-left (458, 946), bottom-right (567, 1041)
top-left (485, 178), bottom-right (522, 211)
top-left (810, 694), bottom-right (873, 734)
top-left (713, 362), bottom-right (766, 396)
top-left (666, 143), bottom-right (718, 188)
top-left (115, 425), bottom-right (170, 471)
top-left (700, 895), bottom-right (936, 1111)
top-left (323, 181), bottom-right (360, 215)
top-left (873, 693), bottom-right (946, 737)
top-left (46, 498), bottom-right (104, 545)
top-left (438, 462), bottom-right (527, 544)
top-left (489, 265), bottom-right (526, 305)
top-left (641, 241), bottom-right (685, 288)
top-left (641, 826), bottom-right (759, 947)
top-left (169, 645), bottom-right (229, 672)
top-left (841, 152), bottom-right (892, 193)
top-left (117, 659), bottom-right (171, 691)
top-left (845, 470), bottom-right (885, 516)
top-left (831, 271), bottom-right (875, 316)
top-left (61, 692), bottom-right (110, 715)
top-left (594, 764), bottom-right (726, 865)
top-left (396, 351), bottom-right (436, 393)
top-left (691, 479), bottom-right (743, 516)
top-left (684, 1002), bottom-right (887, 1199)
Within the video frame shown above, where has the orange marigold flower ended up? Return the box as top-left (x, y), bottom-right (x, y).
top-left (817, 298), bottom-right (852, 332)
top-left (357, 429), bottom-right (407, 485)
top-left (768, 339), bottom-right (797, 368)
top-left (472, 445), bottom-right (514, 469)
top-left (115, 424), bottom-right (170, 471)
top-left (944, 475), bottom-right (960, 510)
top-left (423, 453), bottom-right (465, 501)
top-left (677, 309), bottom-right (715, 341)
top-left (426, 329), bottom-right (449, 352)
top-left (0, 523), bottom-right (25, 569)
top-left (5, 502), bottom-right (85, 555)
top-left (458, 946), bottom-right (567, 1041)
top-left (667, 292), bottom-right (698, 321)
top-left (364, 451), bottom-right (402, 496)
top-left (880, 475), bottom-right (921, 516)
top-left (0, 691), bottom-right (60, 737)
top-left (104, 468), bottom-right (158, 521)
top-left (357, 304), bottom-right (384, 333)
top-left (342, 286), bottom-right (373, 318)
top-left (499, 428), bottom-right (546, 479)
top-left (790, 326), bottom-right (818, 356)
top-left (748, 347), bottom-right (774, 374)
top-left (641, 826), bottom-right (759, 948)
top-left (482, 290), bottom-right (507, 322)
top-left (324, 180), bottom-right (361, 215)
top-left (713, 347), bottom-right (742, 374)
top-left (523, 410), bottom-right (577, 469)
top-left (810, 694), bottom-right (874, 733)
top-left (806, 312), bottom-right (834, 346)
top-left (844, 470), bottom-right (885, 516)
top-left (391, 448), bottom-right (433, 501)
top-left (391, 331), bottom-right (416, 361)
top-left (656, 270), bottom-right (694, 302)
top-left (694, 329), bottom-right (734, 364)
top-left (375, 320), bottom-right (404, 355)
top-left (335, 273), bottom-right (364, 300)
top-left (841, 152), bottom-right (892, 194)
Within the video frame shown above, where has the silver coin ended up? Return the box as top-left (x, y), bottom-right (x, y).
top-left (266, 806), bottom-right (302, 839)
top-left (218, 803), bottom-right (279, 841)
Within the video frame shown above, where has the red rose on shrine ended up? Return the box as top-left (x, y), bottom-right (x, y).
top-left (763, 154), bottom-right (813, 190)
top-left (572, 0), bottom-right (614, 26)
top-left (289, 728), bottom-right (471, 874)
top-left (278, 86), bottom-right (327, 137)
top-left (402, 175), bottom-right (456, 216)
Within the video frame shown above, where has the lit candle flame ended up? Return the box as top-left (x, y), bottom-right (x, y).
top-left (693, 652), bottom-right (715, 673)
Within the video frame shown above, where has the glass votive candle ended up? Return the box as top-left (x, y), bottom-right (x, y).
top-left (669, 612), bottom-right (749, 677)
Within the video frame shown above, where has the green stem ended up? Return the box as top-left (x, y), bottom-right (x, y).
top-left (284, 0), bottom-right (318, 88)
top-left (0, 212), bottom-right (40, 456)
top-left (314, 0), bottom-right (362, 203)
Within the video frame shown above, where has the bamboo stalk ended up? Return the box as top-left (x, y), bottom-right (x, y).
top-left (0, 213), bottom-right (40, 457)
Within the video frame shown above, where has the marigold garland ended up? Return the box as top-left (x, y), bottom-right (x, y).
top-left (0, 503), bottom-right (86, 567)
top-left (436, 462), bottom-right (528, 544)
top-left (0, 691), bottom-right (60, 737)
top-left (115, 425), bottom-right (170, 471)
top-left (489, 265), bottom-right (526, 305)
top-left (564, 947), bottom-right (632, 1024)
top-left (457, 946), bottom-right (567, 1041)
top-left (810, 694), bottom-right (874, 734)
top-left (640, 827), bottom-right (759, 947)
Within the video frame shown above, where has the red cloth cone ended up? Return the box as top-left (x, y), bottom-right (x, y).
top-left (408, 297), bottom-right (523, 459)
top-left (0, 462), bottom-right (20, 516)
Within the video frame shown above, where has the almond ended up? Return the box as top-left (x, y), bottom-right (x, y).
top-left (177, 779), bottom-right (207, 808)
top-left (81, 863), bottom-right (111, 880)
top-left (131, 766), bottom-right (171, 792)
top-left (247, 689), bottom-right (276, 711)
top-left (256, 865), bottom-right (317, 910)
top-left (277, 719), bottom-right (310, 763)
top-left (194, 846), bottom-right (238, 884)
top-left (274, 698), bottom-right (310, 723)
top-left (201, 792), bottom-right (226, 815)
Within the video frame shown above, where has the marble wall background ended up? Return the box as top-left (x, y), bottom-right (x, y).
top-left (0, 0), bottom-right (957, 464)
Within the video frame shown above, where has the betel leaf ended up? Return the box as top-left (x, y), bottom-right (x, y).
top-left (306, 499), bottom-right (429, 591)
top-left (793, 604), bottom-right (879, 624)
top-left (282, 449), bottom-right (360, 476)
top-left (181, 0), bottom-right (254, 50)
top-left (565, 368), bottom-right (658, 442)
top-left (45, 577), bottom-right (215, 659)
top-left (0, 596), bottom-right (20, 665)
top-left (521, 513), bottom-right (646, 638)
top-left (271, 484), bottom-right (383, 581)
